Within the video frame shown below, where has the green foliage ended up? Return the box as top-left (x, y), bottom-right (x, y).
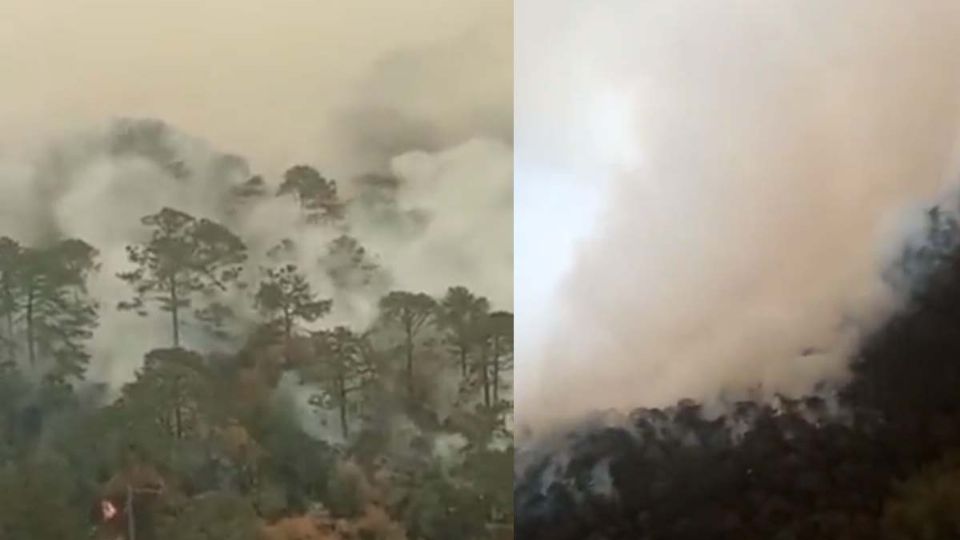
top-left (304, 327), bottom-right (374, 439)
top-left (468, 310), bottom-right (513, 408)
top-left (460, 447), bottom-right (513, 524)
top-left (0, 200), bottom-right (512, 540)
top-left (255, 263), bottom-right (331, 339)
top-left (404, 466), bottom-right (488, 540)
top-left (436, 289), bottom-right (513, 409)
top-left (156, 491), bottom-right (261, 540)
top-left (120, 348), bottom-right (216, 442)
top-left (118, 208), bottom-right (247, 346)
top-left (379, 291), bottom-right (437, 331)
top-left (30, 239), bottom-right (100, 383)
top-left (109, 118), bottom-right (189, 179)
top-left (0, 236), bottom-right (99, 383)
top-left (379, 290), bottom-right (437, 397)
top-left (233, 175), bottom-right (267, 200)
top-left (0, 454), bottom-right (87, 540)
top-left (325, 462), bottom-right (367, 518)
top-left (277, 165), bottom-right (343, 223)
top-left (323, 235), bottom-right (383, 290)
top-left (0, 237), bottom-right (22, 365)
top-left (254, 395), bottom-right (337, 512)
top-left (436, 286), bottom-right (490, 379)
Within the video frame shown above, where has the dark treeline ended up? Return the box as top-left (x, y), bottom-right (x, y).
top-left (516, 205), bottom-right (960, 540)
top-left (0, 162), bottom-right (513, 539)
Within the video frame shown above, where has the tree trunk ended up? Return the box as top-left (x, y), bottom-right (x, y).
top-left (174, 403), bottom-right (183, 440)
top-left (405, 321), bottom-right (415, 399)
top-left (459, 345), bottom-right (467, 378)
top-left (160, 411), bottom-right (172, 436)
top-left (25, 287), bottom-right (34, 366)
top-left (492, 336), bottom-right (501, 404)
top-left (283, 308), bottom-right (292, 340)
top-left (5, 293), bottom-right (14, 364)
top-left (5, 312), bottom-right (13, 364)
top-left (126, 485), bottom-right (136, 540)
top-left (481, 341), bottom-right (490, 409)
top-left (339, 377), bottom-right (349, 439)
top-left (170, 278), bottom-right (180, 348)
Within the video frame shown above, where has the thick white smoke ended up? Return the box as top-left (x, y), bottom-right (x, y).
top-left (370, 139), bottom-right (512, 308)
top-left (0, 1), bottom-right (511, 390)
top-left (0, 116), bottom-right (510, 387)
top-left (517, 0), bottom-right (960, 428)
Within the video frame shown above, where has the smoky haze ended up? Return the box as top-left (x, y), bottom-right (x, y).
top-left (0, 0), bottom-right (511, 179)
top-left (517, 0), bottom-right (960, 429)
top-left (0, 0), bottom-right (512, 387)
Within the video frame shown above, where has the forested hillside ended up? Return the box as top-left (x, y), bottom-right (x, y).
top-left (516, 204), bottom-right (960, 539)
top-left (0, 120), bottom-right (513, 540)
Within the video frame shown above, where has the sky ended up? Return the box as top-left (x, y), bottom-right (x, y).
top-left (0, 0), bottom-right (511, 178)
top-left (514, 0), bottom-right (637, 403)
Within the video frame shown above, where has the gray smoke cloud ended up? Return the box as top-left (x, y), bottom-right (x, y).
top-left (0, 1), bottom-right (511, 388)
top-left (330, 23), bottom-right (512, 176)
top-left (517, 0), bottom-right (960, 428)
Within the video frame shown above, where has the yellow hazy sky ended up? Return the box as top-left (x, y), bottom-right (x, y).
top-left (0, 0), bottom-right (511, 176)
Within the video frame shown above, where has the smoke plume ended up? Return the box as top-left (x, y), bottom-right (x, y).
top-left (0, 1), bottom-right (512, 389)
top-left (517, 0), bottom-right (960, 428)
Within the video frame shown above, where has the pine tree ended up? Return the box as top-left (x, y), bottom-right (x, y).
top-left (304, 327), bottom-right (374, 439)
top-left (254, 263), bottom-right (331, 341)
top-left (437, 286), bottom-right (490, 379)
top-left (118, 208), bottom-right (247, 347)
top-left (276, 165), bottom-right (343, 224)
top-left (378, 291), bottom-right (436, 398)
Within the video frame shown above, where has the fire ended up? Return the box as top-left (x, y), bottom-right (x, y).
top-left (101, 499), bottom-right (118, 521)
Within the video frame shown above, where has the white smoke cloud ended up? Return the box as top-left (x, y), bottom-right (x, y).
top-left (0, 2), bottom-right (511, 391)
top-left (517, 0), bottom-right (960, 428)
top-left (0, 115), bottom-right (509, 388)
top-left (369, 138), bottom-right (513, 309)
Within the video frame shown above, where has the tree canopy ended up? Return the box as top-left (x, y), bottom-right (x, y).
top-left (0, 185), bottom-right (511, 540)
top-left (118, 208), bottom-right (247, 347)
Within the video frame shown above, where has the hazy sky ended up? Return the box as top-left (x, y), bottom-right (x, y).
top-left (0, 0), bottom-right (510, 177)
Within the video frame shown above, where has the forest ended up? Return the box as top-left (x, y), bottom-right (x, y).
top-left (515, 205), bottom-right (960, 539)
top-left (0, 122), bottom-right (513, 539)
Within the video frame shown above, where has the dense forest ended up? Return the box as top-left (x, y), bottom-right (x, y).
top-left (0, 122), bottom-right (513, 539)
top-left (516, 204), bottom-right (960, 539)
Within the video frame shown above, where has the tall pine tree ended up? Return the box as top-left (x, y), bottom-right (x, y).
top-left (118, 208), bottom-right (247, 347)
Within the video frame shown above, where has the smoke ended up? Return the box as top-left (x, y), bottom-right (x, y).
top-left (0, 70), bottom-right (509, 390)
top-left (0, 118), bottom-right (509, 387)
top-left (517, 0), bottom-right (960, 428)
top-left (327, 11), bottom-right (513, 311)
top-left (330, 23), bottom-right (512, 176)
top-left (363, 139), bottom-right (513, 308)
top-left (0, 0), bottom-right (511, 178)
top-left (0, 2), bottom-right (511, 390)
